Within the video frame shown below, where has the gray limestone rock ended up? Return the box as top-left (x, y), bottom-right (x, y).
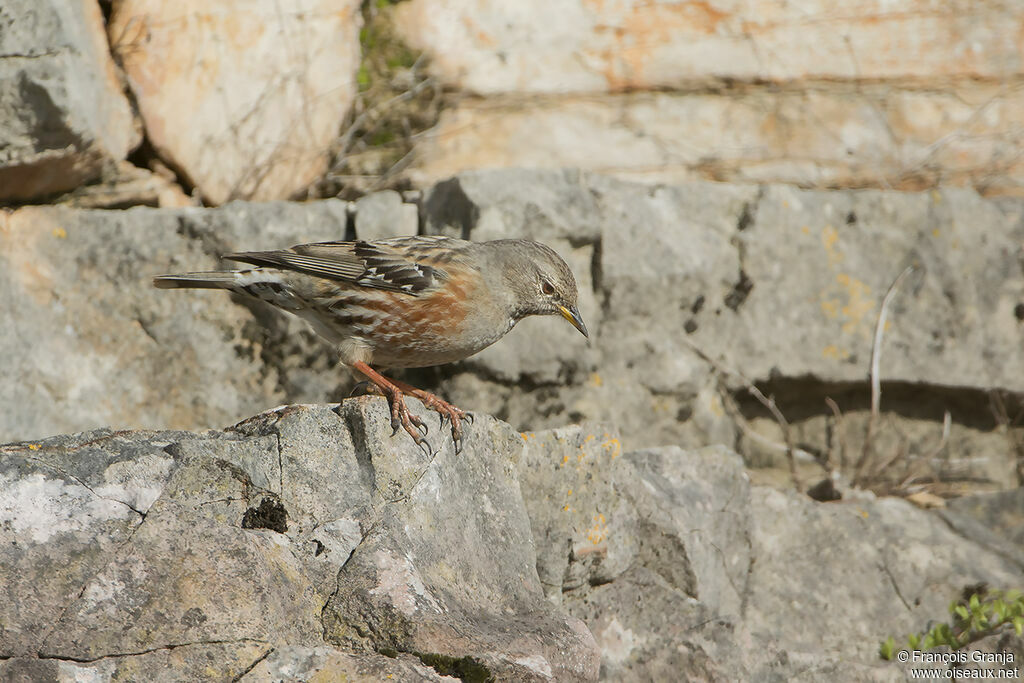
top-left (3, 171), bottom-right (1023, 498)
top-left (0, 401), bottom-right (600, 682)
top-left (2, 409), bottom-right (1021, 681)
top-left (0, 200), bottom-right (348, 444)
top-left (354, 190), bottom-right (420, 241)
top-left (0, 0), bottom-right (139, 201)
top-left (419, 170), bottom-right (1024, 488)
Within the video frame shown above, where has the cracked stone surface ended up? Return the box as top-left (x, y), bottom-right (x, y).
top-left (419, 170), bottom-right (1024, 488)
top-left (3, 171), bottom-right (1023, 490)
top-left (0, 0), bottom-right (140, 201)
top-left (0, 401), bottom-right (600, 681)
top-left (3, 404), bottom-right (1022, 680)
top-left (0, 200), bottom-right (347, 444)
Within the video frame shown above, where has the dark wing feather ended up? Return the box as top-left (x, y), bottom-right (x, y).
top-left (223, 239), bottom-right (446, 295)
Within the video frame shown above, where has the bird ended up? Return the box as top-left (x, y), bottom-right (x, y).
top-left (154, 235), bottom-right (588, 455)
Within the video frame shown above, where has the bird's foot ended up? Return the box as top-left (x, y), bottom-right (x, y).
top-left (351, 362), bottom-right (472, 455)
top-left (383, 388), bottom-right (431, 457)
top-left (393, 384), bottom-right (471, 455)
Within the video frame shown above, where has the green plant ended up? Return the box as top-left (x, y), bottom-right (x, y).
top-left (880, 587), bottom-right (1024, 660)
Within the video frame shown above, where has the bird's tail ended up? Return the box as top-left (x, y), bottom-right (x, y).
top-left (152, 271), bottom-right (243, 290)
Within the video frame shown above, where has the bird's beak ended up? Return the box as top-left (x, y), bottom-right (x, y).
top-left (559, 305), bottom-right (589, 338)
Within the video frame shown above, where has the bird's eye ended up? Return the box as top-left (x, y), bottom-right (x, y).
top-left (541, 280), bottom-right (555, 296)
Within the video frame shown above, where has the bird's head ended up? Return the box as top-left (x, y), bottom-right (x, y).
top-left (493, 239), bottom-right (588, 338)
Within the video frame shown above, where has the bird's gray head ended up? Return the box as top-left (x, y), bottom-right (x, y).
top-left (488, 239), bottom-right (588, 338)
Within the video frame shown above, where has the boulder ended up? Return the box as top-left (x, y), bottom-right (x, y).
top-left (108, 0), bottom-right (362, 204)
top-left (416, 170), bottom-right (1024, 487)
top-left (390, 1), bottom-right (1024, 195)
top-left (0, 401), bottom-right (600, 681)
top-left (5, 409), bottom-right (1018, 681)
top-left (392, 0), bottom-right (1022, 94)
top-left (354, 189), bottom-right (419, 241)
top-left (406, 86), bottom-right (1024, 196)
top-left (0, 199), bottom-right (347, 444)
top-left (0, 0), bottom-right (139, 202)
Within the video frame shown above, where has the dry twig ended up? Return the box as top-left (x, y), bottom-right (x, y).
top-left (852, 265), bottom-right (916, 486)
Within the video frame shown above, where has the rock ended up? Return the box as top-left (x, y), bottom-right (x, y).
top-left (744, 487), bottom-right (1024, 669)
top-left (2, 409), bottom-right (1020, 681)
top-left (0, 643), bottom-right (272, 682)
top-left (354, 190), bottom-right (420, 241)
top-left (942, 488), bottom-right (1024, 569)
top-left (241, 645), bottom-right (454, 681)
top-left (58, 160), bottom-right (194, 209)
top-left (321, 404), bottom-right (601, 682)
top-left (539, 439), bottom-right (1023, 680)
top-left (392, 0), bottom-right (1021, 94)
top-left (416, 170), bottom-right (1024, 486)
top-left (108, 0), bottom-right (362, 205)
top-left (0, 0), bottom-right (140, 202)
top-left (518, 425), bottom-right (639, 603)
top-left (406, 86), bottom-right (1024, 196)
top-left (0, 401), bottom-right (600, 681)
top-left (0, 200), bottom-right (347, 444)
top-left (390, 1), bottom-right (1024, 195)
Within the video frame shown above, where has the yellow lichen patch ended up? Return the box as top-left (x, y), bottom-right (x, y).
top-left (932, 228), bottom-right (941, 238)
top-left (587, 514), bottom-right (608, 545)
top-left (602, 438), bottom-right (622, 458)
top-left (821, 272), bottom-right (873, 337)
top-left (567, 489), bottom-right (573, 497)
top-left (27, 443), bottom-right (41, 451)
top-left (822, 344), bottom-right (850, 360)
top-left (589, 372), bottom-right (603, 387)
top-left (707, 393), bottom-right (724, 417)
top-left (52, 227), bottom-right (67, 239)
top-left (836, 273), bottom-right (873, 335)
top-left (584, 434), bottom-right (595, 444)
top-left (820, 297), bottom-right (840, 319)
top-left (520, 431), bottom-right (534, 441)
top-left (801, 225), bottom-right (810, 234)
top-left (562, 504), bottom-right (570, 512)
top-left (560, 454), bottom-right (570, 467)
top-left (821, 224), bottom-right (843, 268)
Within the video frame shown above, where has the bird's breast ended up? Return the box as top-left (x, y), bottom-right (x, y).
top-left (355, 274), bottom-right (508, 368)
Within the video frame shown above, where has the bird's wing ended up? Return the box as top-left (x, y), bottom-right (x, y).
top-left (222, 237), bottom-right (450, 295)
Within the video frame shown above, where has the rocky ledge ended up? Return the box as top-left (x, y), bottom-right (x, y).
top-left (1, 400), bottom-right (1022, 681)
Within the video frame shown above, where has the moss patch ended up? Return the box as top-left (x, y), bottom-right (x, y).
top-left (241, 497), bottom-right (288, 533)
top-left (415, 651), bottom-right (494, 683)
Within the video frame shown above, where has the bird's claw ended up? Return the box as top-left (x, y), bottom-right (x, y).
top-left (465, 412), bottom-right (475, 425)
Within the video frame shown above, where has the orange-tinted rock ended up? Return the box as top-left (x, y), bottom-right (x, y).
top-left (393, 0), bottom-right (1023, 94)
top-left (109, 0), bottom-right (361, 205)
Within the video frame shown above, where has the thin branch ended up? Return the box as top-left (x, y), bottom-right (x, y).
top-left (853, 264), bottom-right (916, 486)
top-left (824, 396), bottom-right (846, 473)
top-left (923, 410), bottom-right (952, 462)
